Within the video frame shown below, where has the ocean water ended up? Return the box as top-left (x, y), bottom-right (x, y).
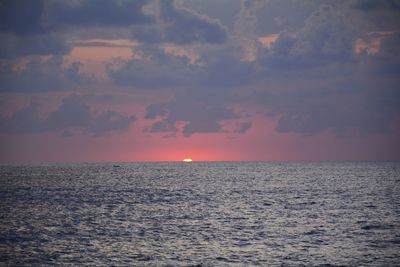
top-left (1, 162), bottom-right (400, 266)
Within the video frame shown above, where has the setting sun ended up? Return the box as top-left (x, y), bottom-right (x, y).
top-left (183, 158), bottom-right (193, 162)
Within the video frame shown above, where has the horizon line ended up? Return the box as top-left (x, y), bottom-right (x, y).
top-left (1, 159), bottom-right (399, 166)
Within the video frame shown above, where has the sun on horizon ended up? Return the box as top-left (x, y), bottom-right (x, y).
top-left (183, 158), bottom-right (193, 162)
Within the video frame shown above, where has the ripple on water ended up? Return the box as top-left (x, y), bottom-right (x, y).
top-left (0, 162), bottom-right (400, 266)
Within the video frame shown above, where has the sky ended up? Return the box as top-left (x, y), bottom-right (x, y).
top-left (0, 0), bottom-right (399, 163)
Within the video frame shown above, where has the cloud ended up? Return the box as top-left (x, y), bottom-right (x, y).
top-left (0, 0), bottom-right (153, 58)
top-left (44, 94), bottom-right (92, 130)
top-left (290, 5), bottom-right (356, 61)
top-left (0, 33), bottom-right (70, 58)
top-left (258, 5), bottom-right (360, 71)
top-left (90, 110), bottom-right (136, 136)
top-left (0, 0), bottom-right (44, 35)
top-left (0, 0), bottom-right (229, 59)
top-left (109, 43), bottom-right (254, 89)
top-left (0, 102), bottom-right (42, 134)
top-left (351, 0), bottom-right (400, 31)
top-left (240, 1), bottom-right (400, 136)
top-left (0, 0), bottom-right (71, 58)
top-left (235, 0), bottom-right (267, 36)
top-left (1, 0), bottom-right (399, 141)
top-left (0, 56), bottom-right (89, 92)
top-left (0, 0), bottom-right (152, 34)
top-left (352, 0), bottom-right (400, 10)
top-left (0, 0), bottom-right (152, 60)
top-left (235, 121), bottom-right (252, 133)
top-left (254, 76), bottom-right (400, 136)
top-left (145, 93), bottom-right (240, 137)
top-left (362, 33), bottom-right (400, 74)
top-left (107, 45), bottom-right (197, 89)
top-left (45, 0), bottom-right (152, 29)
top-left (112, 1), bottom-right (400, 138)
top-left (132, 0), bottom-right (227, 44)
top-left (0, 94), bottom-right (136, 135)
top-left (1, 0), bottom-right (226, 45)
top-left (199, 45), bottom-right (255, 87)
top-left (179, 0), bottom-right (241, 34)
top-left (0, 2), bottom-right (70, 59)
top-left (117, 0), bottom-right (400, 138)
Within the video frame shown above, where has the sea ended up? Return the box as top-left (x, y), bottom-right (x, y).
top-left (1, 162), bottom-right (399, 266)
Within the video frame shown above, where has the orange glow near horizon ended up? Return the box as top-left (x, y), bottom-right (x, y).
top-left (183, 158), bottom-right (193, 162)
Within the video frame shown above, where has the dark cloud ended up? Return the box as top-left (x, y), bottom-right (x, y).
top-left (0, 0), bottom-right (70, 58)
top-left (259, 4), bottom-right (359, 71)
top-left (254, 78), bottom-right (400, 136)
top-left (235, 0), bottom-right (266, 36)
top-left (0, 0), bottom-right (44, 35)
top-left (1, 0), bottom-right (400, 141)
top-left (255, 53), bottom-right (400, 136)
top-left (0, 0), bottom-right (152, 34)
top-left (243, 1), bottom-right (400, 136)
top-left (352, 0), bottom-right (400, 10)
top-left (361, 33), bottom-right (400, 75)
top-left (145, 101), bottom-right (169, 119)
top-left (0, 102), bottom-right (42, 133)
top-left (159, 0), bottom-right (227, 44)
top-left (0, 0), bottom-right (228, 59)
top-left (0, 0), bottom-right (152, 58)
top-left (0, 56), bottom-right (89, 92)
top-left (45, 94), bottom-right (92, 130)
top-left (91, 110), bottom-right (136, 136)
top-left (133, 0), bottom-right (227, 44)
top-left (45, 0), bottom-right (152, 29)
top-left (351, 0), bottom-right (400, 30)
top-left (0, 33), bottom-right (70, 58)
top-left (255, 0), bottom-right (315, 35)
top-left (0, 94), bottom-right (136, 135)
top-left (109, 44), bottom-right (253, 89)
top-left (198, 45), bottom-right (255, 87)
top-left (144, 120), bottom-right (178, 137)
top-left (289, 5), bottom-right (356, 61)
top-left (108, 45), bottom-right (196, 89)
top-left (180, 0), bottom-right (241, 33)
top-left (235, 121), bottom-right (252, 133)
top-left (1, 0), bottom-right (226, 45)
top-left (104, 1), bottom-right (400, 138)
top-left (145, 93), bottom-right (239, 137)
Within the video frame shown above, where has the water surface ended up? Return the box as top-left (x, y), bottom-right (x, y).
top-left (1, 162), bottom-right (399, 266)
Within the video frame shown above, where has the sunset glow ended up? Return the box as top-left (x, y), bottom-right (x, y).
top-left (183, 158), bottom-right (193, 162)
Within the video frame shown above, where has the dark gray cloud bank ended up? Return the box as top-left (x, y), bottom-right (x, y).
top-left (0, 0), bottom-right (399, 139)
top-left (0, 94), bottom-right (136, 136)
top-left (145, 92), bottom-right (240, 137)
